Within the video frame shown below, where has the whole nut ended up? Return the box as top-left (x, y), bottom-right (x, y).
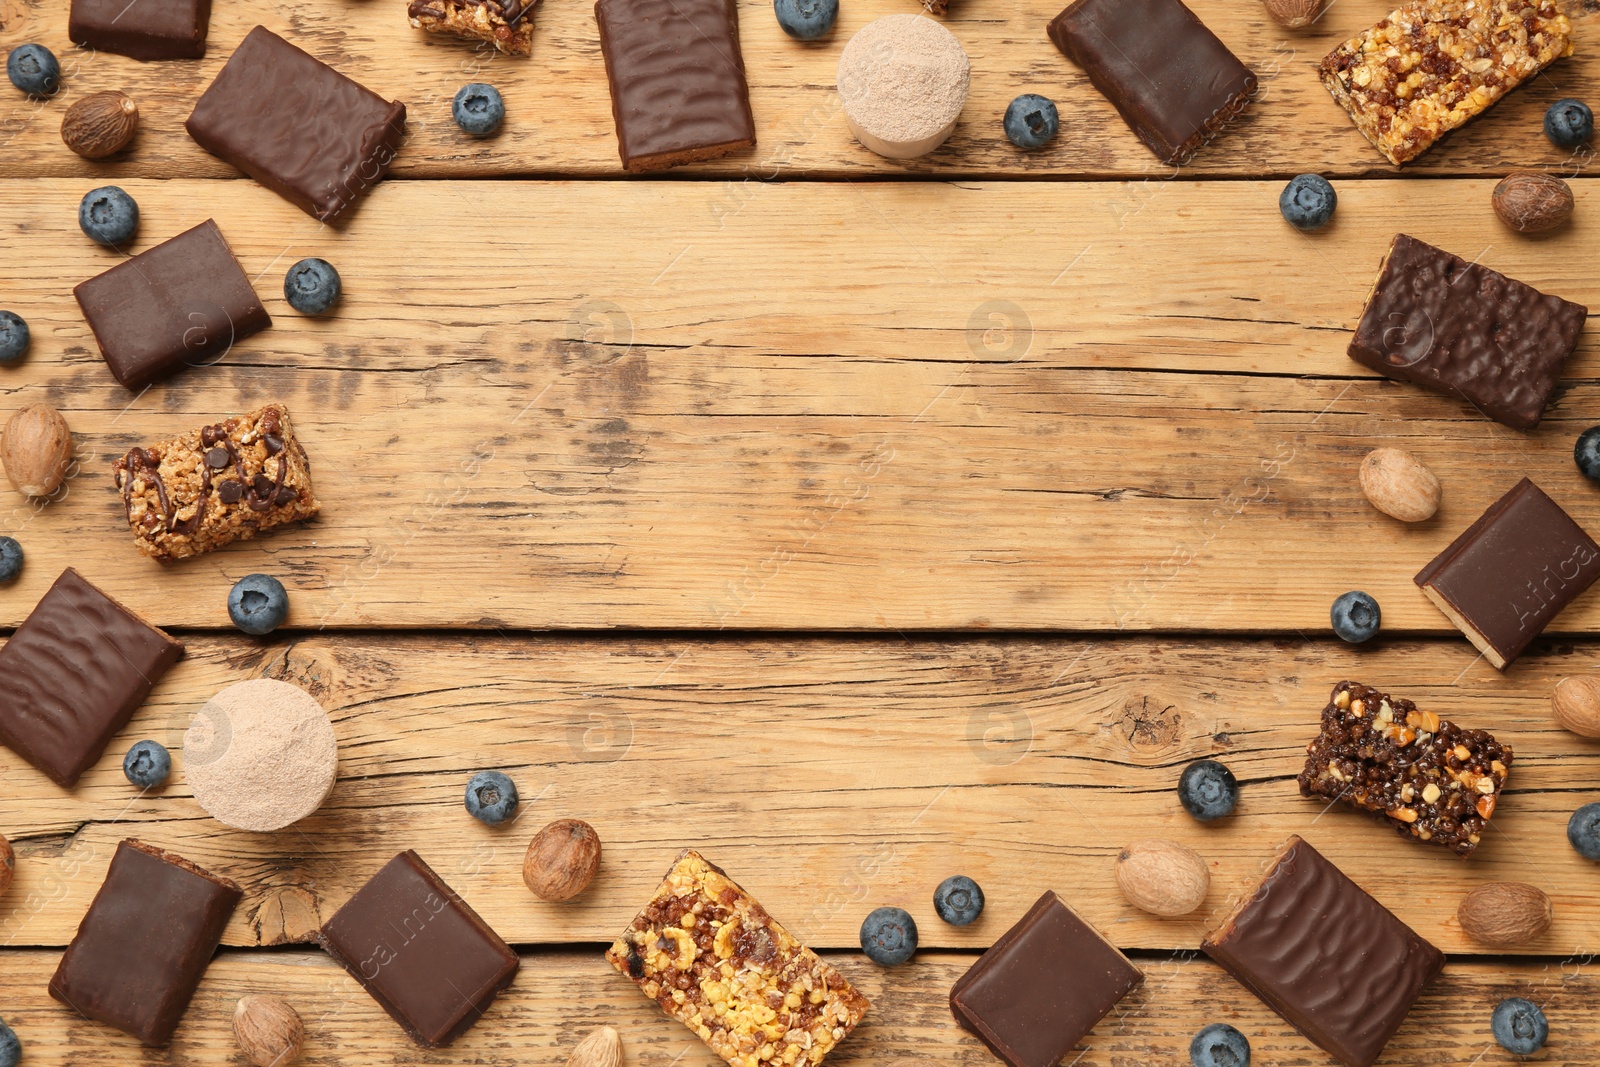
top-left (233, 994), bottom-right (305, 1067)
top-left (1263, 0), bottom-right (1327, 27)
top-left (1457, 882), bottom-right (1553, 946)
top-left (0, 833), bottom-right (13, 898)
top-left (1552, 676), bottom-right (1600, 738)
top-left (524, 818), bottom-right (602, 902)
top-left (1114, 838), bottom-right (1209, 917)
top-left (2, 403), bottom-right (73, 498)
top-left (1492, 171), bottom-right (1573, 233)
top-left (1358, 447), bottom-right (1440, 522)
top-left (567, 1025), bottom-right (624, 1067)
top-left (61, 91), bottom-right (139, 159)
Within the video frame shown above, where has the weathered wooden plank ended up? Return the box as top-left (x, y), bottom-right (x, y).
top-left (2, 178), bottom-right (1598, 630)
top-left (0, 0), bottom-right (1595, 178)
top-left (2, 635), bottom-right (1597, 952)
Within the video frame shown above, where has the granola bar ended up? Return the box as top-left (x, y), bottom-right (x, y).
top-left (605, 850), bottom-right (870, 1067)
top-left (1319, 0), bottom-right (1573, 165)
top-left (113, 403), bottom-right (319, 562)
top-left (408, 0), bottom-right (538, 56)
top-left (1298, 681), bottom-right (1512, 856)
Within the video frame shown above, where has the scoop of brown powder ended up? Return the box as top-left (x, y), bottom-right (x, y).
top-left (184, 679), bottom-right (338, 832)
top-left (837, 14), bottom-right (970, 159)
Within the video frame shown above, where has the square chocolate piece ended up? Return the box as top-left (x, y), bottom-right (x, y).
top-left (1202, 837), bottom-right (1443, 1067)
top-left (73, 219), bottom-right (270, 392)
top-left (595, 0), bottom-right (755, 172)
top-left (950, 890), bottom-right (1142, 1067)
top-left (1416, 478), bottom-right (1600, 668)
top-left (70, 0), bottom-right (212, 60)
top-left (0, 569), bottom-right (184, 788)
top-left (1348, 234), bottom-right (1587, 430)
top-left (409, 0), bottom-right (539, 55)
top-left (186, 26), bottom-right (407, 221)
top-left (1047, 0), bottom-right (1257, 164)
top-left (49, 840), bottom-right (241, 1046)
top-left (319, 850), bottom-right (519, 1048)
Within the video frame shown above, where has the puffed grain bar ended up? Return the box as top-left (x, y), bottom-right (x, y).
top-left (407, 0), bottom-right (537, 55)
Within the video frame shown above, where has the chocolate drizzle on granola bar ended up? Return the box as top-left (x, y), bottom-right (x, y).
top-left (117, 409), bottom-right (299, 537)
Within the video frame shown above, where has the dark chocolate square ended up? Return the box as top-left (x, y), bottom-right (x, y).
top-left (318, 850), bottom-right (519, 1047)
top-left (69, 0), bottom-right (211, 60)
top-left (0, 568), bottom-right (184, 787)
top-left (49, 840), bottom-right (241, 1045)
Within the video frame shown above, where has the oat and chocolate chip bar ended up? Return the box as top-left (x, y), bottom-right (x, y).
top-left (1298, 681), bottom-right (1511, 855)
top-left (605, 850), bottom-right (870, 1067)
top-left (113, 403), bottom-right (319, 562)
top-left (408, 0), bottom-right (538, 56)
top-left (1320, 0), bottom-right (1574, 165)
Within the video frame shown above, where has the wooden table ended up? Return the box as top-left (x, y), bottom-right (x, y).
top-left (2, 0), bottom-right (1599, 1061)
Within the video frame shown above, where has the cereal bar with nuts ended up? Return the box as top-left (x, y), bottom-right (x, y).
top-left (1319, 0), bottom-right (1573, 165)
top-left (407, 0), bottom-right (538, 56)
top-left (605, 850), bottom-right (870, 1067)
top-left (1298, 681), bottom-right (1512, 856)
top-left (113, 403), bottom-right (319, 562)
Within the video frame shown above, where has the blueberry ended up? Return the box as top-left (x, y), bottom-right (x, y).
top-left (465, 770), bottom-right (519, 824)
top-left (1574, 427), bottom-right (1600, 484)
top-left (284, 258), bottom-right (341, 316)
top-left (1003, 94), bottom-right (1059, 150)
top-left (932, 875), bottom-right (985, 926)
top-left (453, 83), bottom-right (504, 137)
top-left (7, 43), bottom-right (60, 97)
top-left (859, 906), bottom-right (917, 965)
top-left (1491, 997), bottom-right (1548, 1055)
top-left (0, 537), bottom-right (20, 583)
top-left (78, 186), bottom-right (139, 248)
top-left (1568, 802), bottom-right (1600, 861)
top-left (0, 1016), bottom-right (19, 1067)
top-left (1544, 98), bottom-right (1593, 150)
top-left (1190, 1023), bottom-right (1251, 1067)
top-left (1279, 174), bottom-right (1337, 232)
top-left (1330, 590), bottom-right (1380, 643)
top-left (1178, 759), bottom-right (1239, 821)
top-left (228, 574), bottom-right (289, 635)
top-left (0, 311), bottom-right (29, 364)
top-left (123, 740), bottom-right (171, 789)
top-left (774, 0), bottom-right (837, 39)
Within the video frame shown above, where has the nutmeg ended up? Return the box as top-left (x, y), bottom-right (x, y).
top-left (61, 91), bottom-right (139, 160)
top-left (523, 818), bottom-right (602, 902)
top-left (1114, 838), bottom-right (1209, 917)
top-left (0, 833), bottom-right (14, 899)
top-left (1263, 0), bottom-right (1326, 27)
top-left (1457, 882), bottom-right (1553, 946)
top-left (1552, 676), bottom-right (1600, 739)
top-left (1358, 447), bottom-right (1440, 523)
top-left (566, 1025), bottom-right (624, 1067)
top-left (1492, 170), bottom-right (1574, 233)
top-left (233, 994), bottom-right (305, 1067)
top-left (2, 403), bottom-right (73, 498)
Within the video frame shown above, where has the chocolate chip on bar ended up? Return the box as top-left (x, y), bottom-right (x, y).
top-left (113, 403), bottom-right (319, 562)
top-left (605, 850), bottom-right (870, 1067)
top-left (1320, 0), bottom-right (1574, 165)
top-left (408, 0), bottom-right (539, 56)
top-left (1298, 681), bottom-right (1512, 855)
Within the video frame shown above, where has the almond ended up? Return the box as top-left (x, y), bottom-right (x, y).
top-left (1358, 447), bottom-right (1439, 522)
top-left (1263, 0), bottom-right (1327, 27)
top-left (1115, 838), bottom-right (1209, 917)
top-left (523, 818), bottom-right (602, 902)
top-left (233, 994), bottom-right (305, 1067)
top-left (0, 833), bottom-right (13, 899)
top-left (2, 403), bottom-right (73, 498)
top-left (61, 90), bottom-right (139, 159)
top-left (1552, 676), bottom-right (1600, 739)
top-left (1457, 882), bottom-right (1553, 946)
top-left (1492, 171), bottom-right (1573, 234)
top-left (566, 1025), bottom-right (623, 1067)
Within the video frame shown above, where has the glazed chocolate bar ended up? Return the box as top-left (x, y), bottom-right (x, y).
top-left (0, 569), bottom-right (183, 787)
top-left (49, 840), bottom-right (241, 1045)
top-left (1202, 837), bottom-right (1443, 1067)
top-left (1299, 681), bottom-right (1512, 855)
top-left (319, 851), bottom-right (519, 1047)
top-left (950, 891), bottom-right (1142, 1067)
top-left (1321, 0), bottom-right (1573, 165)
top-left (1047, 0), bottom-right (1256, 164)
top-left (186, 26), bottom-right (407, 221)
top-left (595, 0), bottom-right (755, 172)
top-left (606, 850), bottom-right (870, 1067)
top-left (73, 219), bottom-right (270, 391)
top-left (1348, 234), bottom-right (1586, 429)
top-left (69, 0), bottom-right (211, 59)
top-left (1417, 478), bottom-right (1600, 668)
top-left (409, 0), bottom-right (539, 55)
top-left (113, 403), bottom-right (319, 562)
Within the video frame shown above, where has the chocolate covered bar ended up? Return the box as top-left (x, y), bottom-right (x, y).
top-left (73, 219), bottom-right (270, 391)
top-left (69, 0), bottom-right (211, 59)
top-left (1299, 681), bottom-right (1512, 855)
top-left (1417, 478), bottom-right (1600, 667)
top-left (1321, 0), bottom-right (1573, 165)
top-left (113, 403), bottom-right (319, 562)
top-left (1202, 837), bottom-right (1443, 1067)
top-left (49, 840), bottom-right (241, 1045)
top-left (950, 891), bottom-right (1142, 1067)
top-left (319, 851), bottom-right (519, 1047)
top-left (595, 0), bottom-right (755, 172)
top-left (1349, 234), bottom-right (1586, 429)
top-left (409, 0), bottom-right (538, 55)
top-left (606, 850), bottom-right (869, 1067)
top-left (186, 26), bottom-right (407, 221)
top-left (1047, 0), bottom-right (1256, 164)
top-left (0, 569), bottom-right (183, 787)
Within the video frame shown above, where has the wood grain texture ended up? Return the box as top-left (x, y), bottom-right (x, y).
top-left (0, 0), bottom-right (1596, 179)
top-left (2, 635), bottom-right (1597, 952)
top-left (1, 178), bottom-right (1599, 630)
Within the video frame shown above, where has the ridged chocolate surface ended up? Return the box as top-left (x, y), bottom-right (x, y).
top-left (69, 0), bottom-right (211, 59)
